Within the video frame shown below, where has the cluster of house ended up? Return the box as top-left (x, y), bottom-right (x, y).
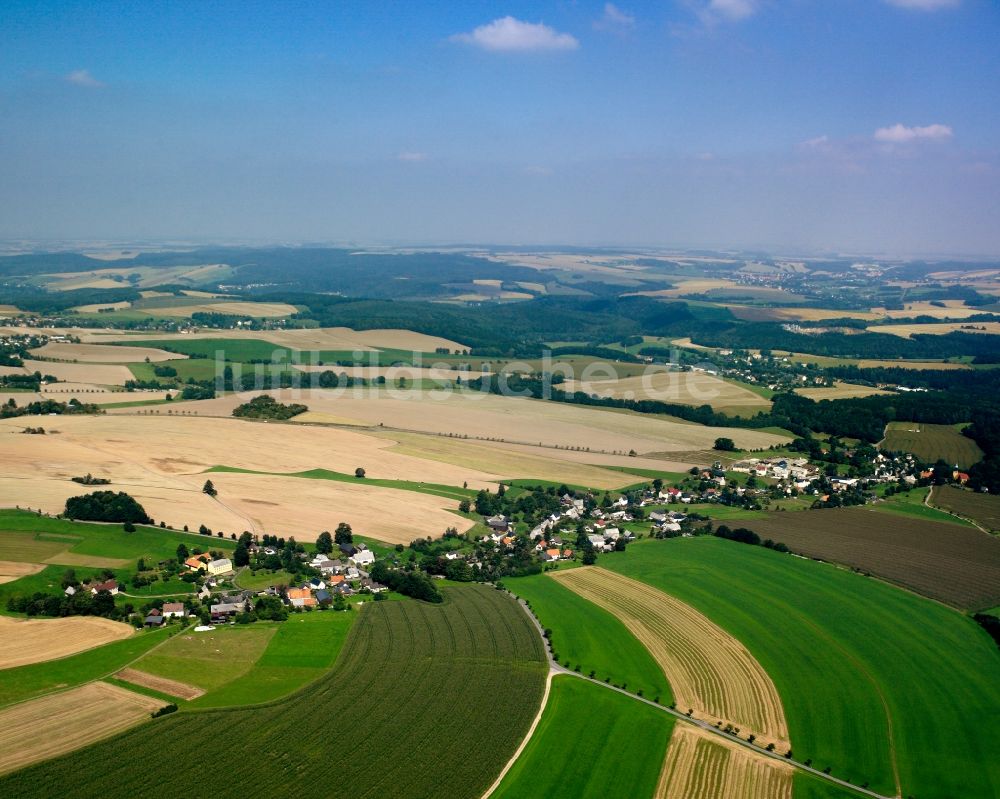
top-left (184, 552), bottom-right (234, 577)
top-left (63, 578), bottom-right (122, 597)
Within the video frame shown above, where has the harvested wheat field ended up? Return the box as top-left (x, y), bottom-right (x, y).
top-left (20, 359), bottom-right (134, 385)
top-left (0, 682), bottom-right (164, 775)
top-left (655, 725), bottom-right (792, 799)
top-left (151, 301), bottom-right (298, 318)
top-left (0, 616), bottom-right (133, 669)
top-left (728, 306), bottom-right (882, 323)
top-left (0, 414), bottom-right (484, 541)
top-left (293, 364), bottom-right (471, 381)
top-left (71, 301), bottom-right (132, 313)
top-left (202, 471), bottom-right (472, 543)
top-left (29, 342), bottom-right (185, 363)
top-left (376, 431), bottom-right (646, 489)
top-left (86, 325), bottom-right (467, 353)
top-left (182, 389), bottom-right (788, 454)
top-left (553, 567), bottom-right (789, 747)
top-left (115, 668), bottom-right (204, 700)
top-left (795, 381), bottom-right (891, 401)
top-left (563, 371), bottom-right (770, 409)
top-left (875, 321), bottom-right (1000, 338)
top-left (0, 561), bottom-right (44, 585)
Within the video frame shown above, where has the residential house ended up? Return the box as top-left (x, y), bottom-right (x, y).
top-left (90, 579), bottom-right (120, 596)
top-left (350, 549), bottom-right (375, 567)
top-left (144, 608), bottom-right (165, 627)
top-left (286, 588), bottom-right (317, 608)
top-left (64, 585), bottom-right (76, 596)
top-left (162, 602), bottom-right (186, 618)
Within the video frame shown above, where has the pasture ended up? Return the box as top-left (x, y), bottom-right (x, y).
top-left (0, 584), bottom-right (547, 799)
top-left (191, 610), bottom-right (357, 707)
top-left (128, 624), bottom-right (276, 696)
top-left (553, 567), bottom-right (789, 748)
top-left (0, 682), bottom-right (165, 775)
top-left (932, 485), bottom-right (1000, 533)
top-left (492, 675), bottom-right (675, 799)
top-left (656, 724), bottom-right (792, 799)
top-left (881, 421), bottom-right (983, 468)
top-left (0, 616), bottom-right (133, 669)
top-left (744, 506), bottom-right (1000, 609)
top-left (0, 509), bottom-right (235, 567)
top-left (604, 538), bottom-right (1000, 798)
top-left (505, 573), bottom-right (671, 702)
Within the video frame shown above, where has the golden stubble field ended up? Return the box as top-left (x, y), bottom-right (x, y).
top-left (0, 414), bottom-right (489, 542)
top-left (83, 325), bottom-right (468, 353)
top-left (0, 682), bottom-right (165, 775)
top-left (178, 388), bottom-right (788, 454)
top-left (655, 725), bottom-right (792, 799)
top-left (28, 342), bottom-right (186, 363)
top-left (553, 567), bottom-right (789, 748)
top-left (0, 616), bottom-right (134, 669)
top-left (794, 381), bottom-right (891, 401)
top-left (562, 371), bottom-right (770, 410)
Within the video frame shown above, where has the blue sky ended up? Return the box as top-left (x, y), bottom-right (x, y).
top-left (2, 0), bottom-right (998, 255)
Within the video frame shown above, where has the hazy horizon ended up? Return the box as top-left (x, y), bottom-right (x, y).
top-left (3, 1), bottom-right (999, 255)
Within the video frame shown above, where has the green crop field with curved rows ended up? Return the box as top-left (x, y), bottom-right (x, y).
top-left (0, 585), bottom-right (547, 799)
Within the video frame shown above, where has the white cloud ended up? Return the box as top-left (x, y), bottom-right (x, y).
top-left (65, 69), bottom-right (104, 88)
top-left (874, 123), bottom-right (953, 143)
top-left (594, 3), bottom-right (636, 32)
top-left (450, 17), bottom-right (579, 52)
top-left (883, 0), bottom-right (960, 10)
top-left (396, 152), bottom-right (428, 162)
top-left (702, 0), bottom-right (761, 23)
top-left (800, 135), bottom-right (830, 149)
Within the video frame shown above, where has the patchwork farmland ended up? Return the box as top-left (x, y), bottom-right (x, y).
top-left (0, 585), bottom-right (548, 799)
top-left (605, 538), bottom-right (1000, 798)
top-left (743, 506), bottom-right (1000, 609)
top-left (553, 567), bottom-right (789, 749)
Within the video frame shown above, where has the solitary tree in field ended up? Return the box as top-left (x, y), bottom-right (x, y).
top-left (316, 531), bottom-right (333, 554)
top-left (176, 543), bottom-right (189, 561)
top-left (203, 479), bottom-right (217, 497)
top-left (354, 467), bottom-right (366, 479)
top-left (714, 437), bottom-right (736, 452)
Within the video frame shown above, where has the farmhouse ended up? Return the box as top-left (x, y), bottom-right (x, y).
top-left (89, 580), bottom-right (120, 596)
top-left (206, 558), bottom-right (233, 576)
top-left (350, 548), bottom-right (375, 567)
top-left (162, 602), bottom-right (187, 618)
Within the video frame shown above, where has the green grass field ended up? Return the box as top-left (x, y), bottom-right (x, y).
top-left (0, 627), bottom-right (172, 708)
top-left (492, 676), bottom-right (674, 799)
top-left (793, 773), bottom-right (870, 799)
top-left (0, 510), bottom-right (234, 565)
top-left (206, 464), bottom-right (476, 501)
top-left (871, 486), bottom-right (971, 526)
top-left (505, 573), bottom-right (671, 702)
top-left (0, 585), bottom-right (547, 798)
top-left (881, 421), bottom-right (983, 468)
top-left (601, 538), bottom-right (1000, 799)
top-left (131, 624), bottom-right (277, 694)
top-left (191, 610), bottom-right (357, 707)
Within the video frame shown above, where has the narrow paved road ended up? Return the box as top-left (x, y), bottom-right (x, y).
top-left (508, 592), bottom-right (896, 799)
